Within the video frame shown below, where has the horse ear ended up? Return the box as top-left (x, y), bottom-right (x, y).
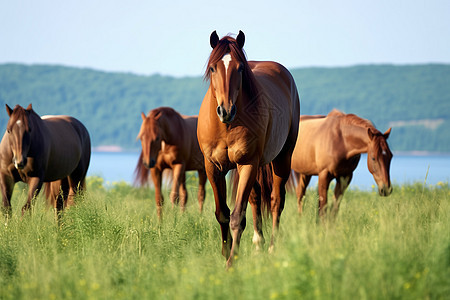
top-left (210, 30), bottom-right (219, 49)
top-left (383, 128), bottom-right (392, 139)
top-left (26, 103), bottom-right (33, 111)
top-left (236, 30), bottom-right (245, 48)
top-left (154, 111), bottom-right (162, 120)
top-left (141, 112), bottom-right (146, 121)
top-left (6, 104), bottom-right (13, 116)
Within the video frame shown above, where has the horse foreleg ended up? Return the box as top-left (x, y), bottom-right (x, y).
top-left (249, 180), bottom-right (264, 251)
top-left (228, 163), bottom-right (257, 268)
top-left (332, 174), bottom-right (352, 217)
top-left (296, 173), bottom-right (311, 216)
top-left (150, 168), bottom-right (164, 220)
top-left (170, 164), bottom-right (185, 209)
top-left (317, 171), bottom-right (332, 219)
top-left (22, 177), bottom-right (43, 215)
top-left (204, 160), bottom-right (231, 260)
top-left (197, 170), bottom-right (207, 213)
top-left (0, 174), bottom-right (15, 217)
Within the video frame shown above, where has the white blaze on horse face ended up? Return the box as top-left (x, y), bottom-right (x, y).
top-left (16, 120), bottom-right (22, 125)
top-left (222, 53), bottom-right (232, 76)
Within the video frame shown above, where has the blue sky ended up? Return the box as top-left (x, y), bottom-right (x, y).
top-left (1, 0), bottom-right (449, 77)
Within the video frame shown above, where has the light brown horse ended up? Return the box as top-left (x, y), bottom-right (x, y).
top-left (0, 104), bottom-right (91, 216)
top-left (134, 107), bottom-right (207, 219)
top-left (197, 31), bottom-right (300, 267)
top-left (291, 109), bottom-right (393, 217)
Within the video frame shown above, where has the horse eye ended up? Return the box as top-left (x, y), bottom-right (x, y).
top-left (209, 67), bottom-right (215, 73)
top-left (238, 64), bottom-right (244, 73)
top-left (7, 129), bottom-right (11, 134)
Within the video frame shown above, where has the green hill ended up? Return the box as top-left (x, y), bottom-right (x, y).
top-left (0, 63), bottom-right (449, 152)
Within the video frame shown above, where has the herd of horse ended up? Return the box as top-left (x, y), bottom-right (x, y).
top-left (0, 31), bottom-right (393, 267)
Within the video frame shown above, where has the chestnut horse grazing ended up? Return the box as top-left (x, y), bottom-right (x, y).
top-left (291, 110), bottom-right (393, 217)
top-left (0, 104), bottom-right (91, 216)
top-left (134, 107), bottom-right (207, 219)
top-left (197, 31), bottom-right (300, 267)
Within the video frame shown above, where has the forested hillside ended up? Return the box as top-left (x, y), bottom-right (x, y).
top-left (0, 63), bottom-right (448, 152)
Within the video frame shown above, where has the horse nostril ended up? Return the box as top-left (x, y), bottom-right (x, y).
top-left (217, 106), bottom-right (226, 119)
top-left (230, 105), bottom-right (236, 118)
top-left (149, 159), bottom-right (156, 168)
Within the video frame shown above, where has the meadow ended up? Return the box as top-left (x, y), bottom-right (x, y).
top-left (0, 176), bottom-right (449, 300)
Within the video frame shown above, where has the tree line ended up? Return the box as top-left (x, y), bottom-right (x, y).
top-left (0, 63), bottom-right (448, 152)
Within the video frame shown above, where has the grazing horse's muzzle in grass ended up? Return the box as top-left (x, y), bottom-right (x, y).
top-left (379, 184), bottom-right (393, 196)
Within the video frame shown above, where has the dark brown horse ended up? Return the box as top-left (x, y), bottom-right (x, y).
top-left (0, 104), bottom-right (91, 216)
top-left (134, 107), bottom-right (207, 219)
top-left (197, 31), bottom-right (300, 267)
top-left (291, 109), bottom-right (393, 217)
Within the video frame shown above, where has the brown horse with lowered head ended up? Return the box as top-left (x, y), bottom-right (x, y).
top-left (291, 109), bottom-right (393, 217)
top-left (0, 104), bottom-right (91, 216)
top-left (134, 107), bottom-right (207, 219)
top-left (197, 31), bottom-right (300, 267)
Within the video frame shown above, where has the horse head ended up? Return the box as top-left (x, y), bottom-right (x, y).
top-left (367, 127), bottom-right (393, 196)
top-left (5, 104), bottom-right (33, 170)
top-left (137, 110), bottom-right (165, 168)
top-left (206, 30), bottom-right (249, 124)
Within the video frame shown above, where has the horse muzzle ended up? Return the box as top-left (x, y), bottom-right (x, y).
top-left (378, 184), bottom-right (393, 197)
top-left (13, 157), bottom-right (27, 170)
top-left (144, 159), bottom-right (156, 169)
top-left (217, 104), bottom-right (236, 124)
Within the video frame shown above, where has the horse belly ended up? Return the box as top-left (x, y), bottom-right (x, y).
top-left (260, 118), bottom-right (290, 165)
top-left (44, 120), bottom-right (84, 181)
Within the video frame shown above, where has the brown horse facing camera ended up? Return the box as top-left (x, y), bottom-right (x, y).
top-left (291, 110), bottom-right (393, 218)
top-left (134, 107), bottom-right (207, 219)
top-left (197, 31), bottom-right (300, 268)
top-left (0, 104), bottom-right (91, 216)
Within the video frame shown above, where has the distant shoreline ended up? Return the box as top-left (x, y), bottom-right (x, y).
top-left (91, 147), bottom-right (450, 157)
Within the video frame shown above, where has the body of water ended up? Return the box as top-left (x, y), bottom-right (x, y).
top-left (88, 152), bottom-right (450, 189)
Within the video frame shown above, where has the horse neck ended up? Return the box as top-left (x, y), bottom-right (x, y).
top-left (342, 124), bottom-right (372, 158)
top-left (159, 114), bottom-right (183, 145)
top-left (26, 112), bottom-right (45, 155)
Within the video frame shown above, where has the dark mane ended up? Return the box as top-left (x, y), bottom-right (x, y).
top-left (204, 35), bottom-right (259, 100)
top-left (329, 109), bottom-right (380, 134)
top-left (7, 105), bottom-right (30, 132)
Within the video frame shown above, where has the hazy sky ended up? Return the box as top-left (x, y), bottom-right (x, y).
top-left (1, 0), bottom-right (449, 77)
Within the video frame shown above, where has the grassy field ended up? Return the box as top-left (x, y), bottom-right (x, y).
top-left (0, 176), bottom-right (449, 300)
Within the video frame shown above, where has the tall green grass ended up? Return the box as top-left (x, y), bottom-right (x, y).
top-left (0, 178), bottom-right (449, 299)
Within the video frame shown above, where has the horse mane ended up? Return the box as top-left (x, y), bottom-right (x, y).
top-left (204, 34), bottom-right (259, 101)
top-left (329, 109), bottom-right (381, 134)
top-left (7, 105), bottom-right (31, 132)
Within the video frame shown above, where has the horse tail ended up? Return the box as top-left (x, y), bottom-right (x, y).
top-left (258, 164), bottom-right (273, 216)
top-left (286, 169), bottom-right (297, 195)
top-left (134, 151), bottom-right (149, 186)
top-left (229, 164), bottom-right (273, 216)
